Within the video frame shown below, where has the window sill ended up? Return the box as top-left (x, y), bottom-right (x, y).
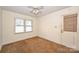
top-left (14, 31), bottom-right (33, 34)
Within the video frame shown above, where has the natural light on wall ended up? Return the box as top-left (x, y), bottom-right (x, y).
top-left (15, 18), bottom-right (32, 33)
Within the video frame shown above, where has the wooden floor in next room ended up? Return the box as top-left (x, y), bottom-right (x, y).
top-left (1, 36), bottom-right (79, 53)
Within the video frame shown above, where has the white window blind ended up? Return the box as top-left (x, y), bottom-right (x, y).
top-left (15, 18), bottom-right (32, 33)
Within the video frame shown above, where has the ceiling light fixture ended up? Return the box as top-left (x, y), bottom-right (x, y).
top-left (31, 8), bottom-right (40, 15)
top-left (28, 6), bottom-right (43, 15)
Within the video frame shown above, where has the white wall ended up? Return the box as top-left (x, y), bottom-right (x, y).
top-left (38, 7), bottom-right (79, 50)
top-left (0, 8), bottom-right (2, 50)
top-left (2, 10), bottom-right (37, 45)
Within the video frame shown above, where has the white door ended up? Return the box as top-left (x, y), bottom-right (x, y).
top-left (61, 14), bottom-right (77, 48)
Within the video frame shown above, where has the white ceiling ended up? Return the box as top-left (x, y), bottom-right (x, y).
top-left (0, 6), bottom-right (69, 17)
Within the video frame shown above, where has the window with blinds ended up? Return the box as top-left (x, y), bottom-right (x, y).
top-left (64, 14), bottom-right (77, 32)
top-left (15, 18), bottom-right (24, 33)
top-left (25, 20), bottom-right (32, 32)
top-left (15, 18), bottom-right (32, 33)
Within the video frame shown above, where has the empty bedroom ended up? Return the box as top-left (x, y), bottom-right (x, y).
top-left (0, 6), bottom-right (79, 53)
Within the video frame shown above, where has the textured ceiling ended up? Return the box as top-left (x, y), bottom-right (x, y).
top-left (0, 6), bottom-right (69, 17)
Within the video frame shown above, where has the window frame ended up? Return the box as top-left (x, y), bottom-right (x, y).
top-left (25, 20), bottom-right (33, 32)
top-left (14, 17), bottom-right (33, 34)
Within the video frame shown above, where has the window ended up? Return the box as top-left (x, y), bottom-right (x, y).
top-left (15, 18), bottom-right (24, 33)
top-left (15, 18), bottom-right (32, 33)
top-left (25, 20), bottom-right (32, 32)
top-left (64, 14), bottom-right (77, 32)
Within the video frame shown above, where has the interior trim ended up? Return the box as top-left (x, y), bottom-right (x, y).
top-left (0, 45), bottom-right (2, 51)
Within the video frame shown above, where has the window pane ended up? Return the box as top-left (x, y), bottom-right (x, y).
top-left (26, 27), bottom-right (32, 32)
top-left (16, 26), bottom-right (24, 33)
top-left (16, 18), bottom-right (24, 25)
top-left (25, 20), bottom-right (32, 26)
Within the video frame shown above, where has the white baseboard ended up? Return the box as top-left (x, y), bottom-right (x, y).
top-left (2, 35), bottom-right (37, 45)
top-left (38, 36), bottom-right (78, 50)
